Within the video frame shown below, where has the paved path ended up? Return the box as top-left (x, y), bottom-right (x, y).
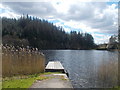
top-left (30, 74), bottom-right (73, 88)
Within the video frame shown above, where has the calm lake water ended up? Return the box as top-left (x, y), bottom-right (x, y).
top-left (42, 50), bottom-right (118, 88)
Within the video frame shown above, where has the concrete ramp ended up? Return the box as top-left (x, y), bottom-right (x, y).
top-left (30, 74), bottom-right (73, 88)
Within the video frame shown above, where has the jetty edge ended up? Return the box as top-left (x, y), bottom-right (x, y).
top-left (45, 61), bottom-right (69, 77)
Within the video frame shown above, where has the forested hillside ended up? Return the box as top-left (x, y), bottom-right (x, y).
top-left (2, 15), bottom-right (96, 49)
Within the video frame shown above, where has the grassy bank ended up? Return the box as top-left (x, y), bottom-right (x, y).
top-left (2, 72), bottom-right (120, 89)
top-left (2, 72), bottom-right (60, 88)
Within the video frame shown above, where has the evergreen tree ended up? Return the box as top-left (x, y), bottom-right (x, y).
top-left (2, 15), bottom-right (96, 49)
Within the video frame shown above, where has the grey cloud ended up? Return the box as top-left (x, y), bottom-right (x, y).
top-left (60, 2), bottom-right (107, 21)
top-left (61, 2), bottom-right (117, 34)
top-left (88, 16), bottom-right (114, 29)
top-left (90, 13), bottom-right (117, 34)
top-left (3, 2), bottom-right (57, 18)
top-left (99, 29), bottom-right (118, 34)
top-left (62, 3), bottom-right (95, 21)
top-left (3, 2), bottom-right (34, 12)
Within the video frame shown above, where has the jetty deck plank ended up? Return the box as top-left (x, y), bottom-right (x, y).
top-left (45, 61), bottom-right (64, 70)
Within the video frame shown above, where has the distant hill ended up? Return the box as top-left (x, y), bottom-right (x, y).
top-left (2, 15), bottom-right (96, 50)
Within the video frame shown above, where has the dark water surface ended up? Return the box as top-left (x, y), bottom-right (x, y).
top-left (42, 50), bottom-right (118, 88)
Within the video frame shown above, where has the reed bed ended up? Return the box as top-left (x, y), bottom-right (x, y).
top-left (2, 45), bottom-right (45, 77)
top-left (97, 58), bottom-right (118, 88)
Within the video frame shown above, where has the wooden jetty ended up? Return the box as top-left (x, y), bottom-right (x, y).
top-left (45, 61), bottom-right (65, 73)
top-left (40, 61), bottom-right (73, 88)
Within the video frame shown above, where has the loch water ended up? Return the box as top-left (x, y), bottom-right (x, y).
top-left (42, 50), bottom-right (118, 88)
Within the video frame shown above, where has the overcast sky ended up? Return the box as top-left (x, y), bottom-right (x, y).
top-left (0, 0), bottom-right (119, 44)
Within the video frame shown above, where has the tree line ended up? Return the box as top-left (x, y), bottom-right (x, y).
top-left (2, 15), bottom-right (96, 50)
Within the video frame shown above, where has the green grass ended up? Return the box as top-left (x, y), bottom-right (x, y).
top-left (2, 72), bottom-right (56, 88)
top-left (112, 86), bottom-right (120, 90)
top-left (2, 72), bottom-right (62, 88)
top-left (2, 77), bottom-right (36, 88)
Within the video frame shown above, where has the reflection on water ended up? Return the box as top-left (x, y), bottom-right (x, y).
top-left (42, 50), bottom-right (118, 88)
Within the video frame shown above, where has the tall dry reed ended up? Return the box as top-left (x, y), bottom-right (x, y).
top-left (2, 45), bottom-right (45, 77)
top-left (97, 58), bottom-right (118, 88)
